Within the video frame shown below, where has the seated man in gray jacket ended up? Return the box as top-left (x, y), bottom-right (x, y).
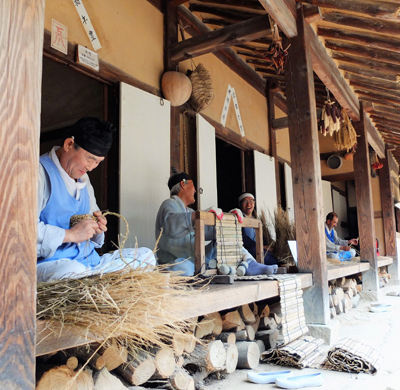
top-left (325, 212), bottom-right (358, 260)
top-left (155, 169), bottom-right (278, 276)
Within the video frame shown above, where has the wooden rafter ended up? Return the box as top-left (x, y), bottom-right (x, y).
top-left (318, 27), bottom-right (400, 54)
top-left (177, 5), bottom-right (267, 96)
top-left (189, 3), bottom-right (262, 22)
top-left (258, 0), bottom-right (360, 119)
top-left (171, 14), bottom-right (272, 62)
top-left (190, 0), bottom-right (265, 11)
top-left (340, 64), bottom-right (400, 83)
top-left (296, 0), bottom-right (400, 21)
top-left (323, 12), bottom-right (400, 36)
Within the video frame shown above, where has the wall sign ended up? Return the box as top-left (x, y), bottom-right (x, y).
top-left (220, 84), bottom-right (245, 137)
top-left (72, 0), bottom-right (102, 51)
top-left (76, 45), bottom-right (99, 71)
top-left (51, 19), bottom-right (68, 55)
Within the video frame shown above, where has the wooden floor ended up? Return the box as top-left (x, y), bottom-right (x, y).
top-left (36, 273), bottom-right (313, 356)
top-left (327, 256), bottom-right (393, 281)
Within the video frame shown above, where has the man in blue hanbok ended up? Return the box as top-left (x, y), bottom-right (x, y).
top-left (325, 212), bottom-right (358, 261)
top-left (37, 117), bottom-right (155, 282)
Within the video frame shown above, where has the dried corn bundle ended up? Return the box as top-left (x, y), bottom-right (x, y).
top-left (333, 111), bottom-right (357, 152)
top-left (186, 63), bottom-right (214, 113)
top-left (320, 100), bottom-right (343, 136)
top-left (37, 265), bottom-right (202, 355)
top-left (260, 207), bottom-right (296, 265)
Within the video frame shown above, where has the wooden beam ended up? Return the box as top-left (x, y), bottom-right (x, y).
top-left (323, 12), bottom-right (400, 37)
top-left (318, 27), bottom-right (400, 54)
top-left (0, 0), bottom-right (44, 387)
top-left (258, 7), bottom-right (359, 119)
top-left (258, 0), bottom-right (297, 38)
top-left (298, 0), bottom-right (400, 21)
top-left (326, 41), bottom-right (400, 68)
top-left (200, 113), bottom-right (269, 154)
top-left (380, 148), bottom-right (399, 280)
top-left (177, 5), bottom-right (267, 96)
top-left (374, 104), bottom-right (400, 118)
top-left (345, 73), bottom-right (400, 91)
top-left (171, 14), bottom-right (272, 62)
top-left (268, 79), bottom-right (281, 205)
top-left (333, 52), bottom-right (400, 76)
top-left (284, 5), bottom-right (329, 324)
top-left (274, 92), bottom-right (288, 114)
top-left (304, 6), bottom-right (323, 23)
top-left (322, 172), bottom-right (355, 181)
top-left (164, 3), bottom-right (182, 171)
top-left (353, 102), bottom-right (379, 293)
top-left (379, 150), bottom-right (398, 254)
top-left (272, 108), bottom-right (322, 129)
top-left (43, 30), bottom-right (162, 96)
top-left (356, 91), bottom-right (400, 107)
top-left (189, 3), bottom-right (259, 22)
top-left (351, 84), bottom-right (400, 101)
top-left (189, 0), bottom-right (265, 10)
top-left (364, 111), bottom-right (385, 159)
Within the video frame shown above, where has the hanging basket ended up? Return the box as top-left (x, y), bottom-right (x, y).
top-left (186, 63), bottom-right (214, 113)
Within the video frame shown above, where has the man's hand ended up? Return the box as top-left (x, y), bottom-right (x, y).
top-left (93, 210), bottom-right (107, 234)
top-left (206, 206), bottom-right (224, 220)
top-left (340, 245), bottom-right (351, 251)
top-left (348, 238), bottom-right (358, 245)
top-left (64, 219), bottom-right (99, 244)
top-left (229, 208), bottom-right (243, 223)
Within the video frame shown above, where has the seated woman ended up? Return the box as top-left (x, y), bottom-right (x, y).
top-left (238, 193), bottom-right (278, 266)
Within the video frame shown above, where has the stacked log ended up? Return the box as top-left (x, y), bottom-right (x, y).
top-left (378, 267), bottom-right (390, 288)
top-left (329, 277), bottom-right (361, 318)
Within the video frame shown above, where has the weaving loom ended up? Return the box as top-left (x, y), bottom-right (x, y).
top-left (194, 211), bottom-right (263, 275)
top-left (215, 214), bottom-right (243, 273)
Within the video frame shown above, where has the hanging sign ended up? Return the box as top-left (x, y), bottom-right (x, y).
top-left (71, 0), bottom-right (102, 51)
top-left (51, 19), bottom-right (68, 55)
top-left (76, 45), bottom-right (99, 71)
top-left (232, 88), bottom-right (245, 137)
top-left (220, 84), bottom-right (245, 137)
top-left (220, 84), bottom-right (233, 127)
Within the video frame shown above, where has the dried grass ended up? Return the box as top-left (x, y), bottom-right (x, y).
top-left (186, 63), bottom-right (214, 113)
top-left (37, 265), bottom-right (202, 355)
top-left (260, 207), bottom-right (296, 265)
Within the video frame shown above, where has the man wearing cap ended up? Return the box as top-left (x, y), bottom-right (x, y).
top-left (325, 212), bottom-right (358, 260)
top-left (239, 193), bottom-right (278, 266)
top-left (37, 117), bottom-right (155, 282)
top-left (155, 170), bottom-right (278, 276)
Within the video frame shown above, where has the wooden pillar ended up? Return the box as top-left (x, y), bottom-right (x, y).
top-left (164, 3), bottom-right (182, 171)
top-left (284, 5), bottom-right (329, 324)
top-left (0, 0), bottom-right (44, 388)
top-left (379, 148), bottom-right (399, 281)
top-left (267, 79), bottom-right (281, 206)
top-left (353, 104), bottom-right (379, 293)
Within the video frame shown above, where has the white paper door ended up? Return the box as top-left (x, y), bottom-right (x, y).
top-left (119, 82), bottom-right (170, 249)
top-left (196, 115), bottom-right (218, 210)
top-left (332, 189), bottom-right (348, 239)
top-left (322, 180), bottom-right (333, 219)
top-left (254, 151), bottom-right (277, 238)
top-left (284, 162), bottom-right (295, 222)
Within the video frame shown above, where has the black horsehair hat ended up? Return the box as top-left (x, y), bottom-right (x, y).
top-left (68, 117), bottom-right (116, 157)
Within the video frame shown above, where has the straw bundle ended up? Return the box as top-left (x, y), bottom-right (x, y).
top-left (333, 111), bottom-right (357, 152)
top-left (37, 266), bottom-right (202, 355)
top-left (186, 63), bottom-right (214, 113)
top-left (260, 207), bottom-right (296, 265)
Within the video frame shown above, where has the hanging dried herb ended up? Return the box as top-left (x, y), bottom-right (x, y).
top-left (265, 23), bottom-right (290, 75)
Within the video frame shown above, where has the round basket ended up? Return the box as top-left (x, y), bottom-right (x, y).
top-left (186, 63), bottom-right (214, 113)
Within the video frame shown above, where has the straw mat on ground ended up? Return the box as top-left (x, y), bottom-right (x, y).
top-left (37, 265), bottom-right (203, 353)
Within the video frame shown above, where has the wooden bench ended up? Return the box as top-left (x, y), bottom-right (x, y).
top-left (194, 210), bottom-right (263, 275)
top-left (327, 256), bottom-right (393, 281)
top-left (36, 272), bottom-right (313, 356)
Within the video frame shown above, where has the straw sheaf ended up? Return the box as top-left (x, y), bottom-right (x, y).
top-left (37, 265), bottom-right (204, 354)
top-left (260, 207), bottom-right (296, 265)
top-left (187, 63), bottom-right (214, 113)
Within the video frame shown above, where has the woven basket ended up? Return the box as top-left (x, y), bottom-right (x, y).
top-left (186, 63), bottom-right (214, 113)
